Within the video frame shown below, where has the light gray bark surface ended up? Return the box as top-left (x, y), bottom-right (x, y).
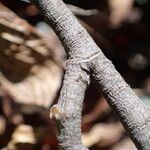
top-left (30, 0), bottom-right (150, 149)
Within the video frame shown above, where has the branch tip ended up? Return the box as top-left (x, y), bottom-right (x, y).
top-left (50, 105), bottom-right (66, 120)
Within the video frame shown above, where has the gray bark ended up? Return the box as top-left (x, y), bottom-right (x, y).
top-left (30, 0), bottom-right (150, 149)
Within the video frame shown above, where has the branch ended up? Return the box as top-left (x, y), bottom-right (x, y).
top-left (67, 4), bottom-right (99, 17)
top-left (30, 0), bottom-right (150, 149)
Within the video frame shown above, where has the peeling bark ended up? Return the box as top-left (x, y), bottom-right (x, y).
top-left (30, 0), bottom-right (150, 149)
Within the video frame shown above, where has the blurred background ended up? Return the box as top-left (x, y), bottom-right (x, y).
top-left (0, 0), bottom-right (150, 149)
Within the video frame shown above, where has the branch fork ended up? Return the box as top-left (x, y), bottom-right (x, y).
top-left (29, 0), bottom-right (150, 149)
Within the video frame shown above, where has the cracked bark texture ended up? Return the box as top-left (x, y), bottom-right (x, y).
top-left (30, 0), bottom-right (150, 149)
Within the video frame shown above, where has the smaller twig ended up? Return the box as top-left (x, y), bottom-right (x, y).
top-left (67, 4), bottom-right (99, 16)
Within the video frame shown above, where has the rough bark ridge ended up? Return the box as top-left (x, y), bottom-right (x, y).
top-left (30, 0), bottom-right (150, 149)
